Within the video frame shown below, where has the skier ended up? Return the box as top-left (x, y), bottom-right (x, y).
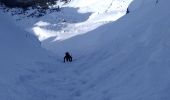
top-left (64, 52), bottom-right (72, 63)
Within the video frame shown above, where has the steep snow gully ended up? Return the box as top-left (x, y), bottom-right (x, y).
top-left (1, 0), bottom-right (170, 100)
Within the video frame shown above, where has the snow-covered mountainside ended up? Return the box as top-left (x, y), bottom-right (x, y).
top-left (7, 0), bottom-right (133, 57)
top-left (0, 11), bottom-right (58, 99)
top-left (1, 0), bottom-right (170, 100)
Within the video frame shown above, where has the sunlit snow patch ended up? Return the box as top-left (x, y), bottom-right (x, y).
top-left (35, 21), bottom-right (51, 27)
top-left (32, 26), bottom-right (57, 41)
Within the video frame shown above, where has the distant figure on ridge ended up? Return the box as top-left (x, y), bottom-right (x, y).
top-left (126, 8), bottom-right (130, 14)
top-left (56, 5), bottom-right (60, 12)
top-left (64, 52), bottom-right (72, 63)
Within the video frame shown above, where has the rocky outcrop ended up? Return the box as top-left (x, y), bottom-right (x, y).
top-left (0, 0), bottom-right (33, 7)
top-left (0, 0), bottom-right (57, 8)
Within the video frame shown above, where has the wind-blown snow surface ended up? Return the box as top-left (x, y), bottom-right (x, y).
top-left (1, 0), bottom-right (170, 100)
top-left (0, 12), bottom-right (59, 100)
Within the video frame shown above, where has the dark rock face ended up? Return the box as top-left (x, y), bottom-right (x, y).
top-left (0, 0), bottom-right (58, 8)
top-left (0, 0), bottom-right (33, 8)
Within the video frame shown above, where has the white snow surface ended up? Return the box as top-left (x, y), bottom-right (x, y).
top-left (9, 0), bottom-right (133, 57)
top-left (1, 0), bottom-right (170, 100)
top-left (0, 11), bottom-right (57, 100)
top-left (24, 0), bottom-right (158, 57)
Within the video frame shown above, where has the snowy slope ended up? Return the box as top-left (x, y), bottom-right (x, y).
top-left (42, 0), bottom-right (170, 100)
top-left (49, 0), bottom-right (170, 100)
top-left (2, 0), bottom-right (133, 57)
top-left (37, 0), bottom-right (170, 99)
top-left (65, 0), bottom-right (170, 100)
top-left (67, 0), bottom-right (132, 13)
top-left (1, 0), bottom-right (170, 100)
top-left (0, 11), bottom-right (49, 64)
top-left (31, 0), bottom-right (133, 58)
top-left (0, 11), bottom-right (59, 100)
